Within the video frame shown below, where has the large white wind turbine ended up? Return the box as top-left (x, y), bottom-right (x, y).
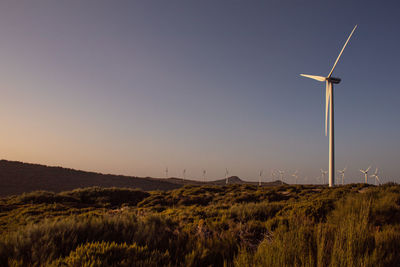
top-left (360, 166), bottom-right (371, 184)
top-left (370, 168), bottom-right (381, 185)
top-left (301, 25), bottom-right (357, 187)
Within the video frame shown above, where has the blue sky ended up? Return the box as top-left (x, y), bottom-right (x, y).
top-left (0, 0), bottom-right (399, 183)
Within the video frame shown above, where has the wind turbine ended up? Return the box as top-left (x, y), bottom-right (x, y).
top-left (259, 170), bottom-right (263, 186)
top-left (292, 170), bottom-right (299, 184)
top-left (165, 167), bottom-right (168, 178)
top-left (278, 170), bottom-right (285, 185)
top-left (321, 169), bottom-right (328, 185)
top-left (370, 168), bottom-right (381, 185)
top-left (270, 169), bottom-right (277, 182)
top-left (300, 25), bottom-right (357, 187)
top-left (182, 169), bottom-right (186, 182)
top-left (202, 169), bottom-right (206, 183)
top-left (225, 168), bottom-right (229, 185)
top-left (338, 167), bottom-right (347, 185)
top-left (360, 166), bottom-right (371, 184)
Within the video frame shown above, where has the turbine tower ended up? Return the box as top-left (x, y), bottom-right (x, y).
top-left (338, 167), bottom-right (347, 185)
top-left (182, 169), bottom-right (186, 182)
top-left (300, 25), bottom-right (357, 187)
top-left (202, 169), bottom-right (206, 183)
top-left (225, 168), bottom-right (229, 185)
top-left (259, 170), bottom-right (263, 186)
top-left (360, 166), bottom-right (371, 184)
top-left (371, 168), bottom-right (381, 185)
top-left (165, 167), bottom-right (168, 178)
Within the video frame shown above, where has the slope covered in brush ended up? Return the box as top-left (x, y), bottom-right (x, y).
top-left (0, 184), bottom-right (399, 266)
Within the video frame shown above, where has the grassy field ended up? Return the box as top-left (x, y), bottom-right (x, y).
top-left (0, 183), bottom-right (399, 266)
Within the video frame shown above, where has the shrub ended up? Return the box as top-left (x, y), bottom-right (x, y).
top-left (50, 241), bottom-right (170, 267)
top-left (235, 191), bottom-right (400, 267)
top-left (0, 213), bottom-right (184, 266)
top-left (59, 187), bottom-right (150, 206)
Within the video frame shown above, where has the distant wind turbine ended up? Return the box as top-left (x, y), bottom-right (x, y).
top-left (370, 168), bottom-right (381, 185)
top-left (165, 167), bottom-right (168, 178)
top-left (321, 169), bottom-right (328, 185)
top-left (300, 25), bottom-right (357, 187)
top-left (278, 170), bottom-right (285, 185)
top-left (182, 169), bottom-right (186, 182)
top-left (270, 169), bottom-right (276, 181)
top-left (360, 166), bottom-right (371, 184)
top-left (203, 169), bottom-right (206, 183)
top-left (225, 168), bottom-right (229, 185)
top-left (292, 170), bottom-right (299, 184)
top-left (338, 167), bottom-right (347, 185)
top-left (259, 170), bottom-right (263, 186)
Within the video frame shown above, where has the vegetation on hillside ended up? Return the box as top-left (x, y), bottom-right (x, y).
top-left (0, 160), bottom-right (181, 196)
top-left (0, 184), bottom-right (399, 266)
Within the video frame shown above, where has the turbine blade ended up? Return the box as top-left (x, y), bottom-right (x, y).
top-left (325, 82), bottom-right (331, 136)
top-left (328, 25), bottom-right (357, 78)
top-left (300, 74), bottom-right (326, 82)
top-left (366, 166), bottom-right (371, 172)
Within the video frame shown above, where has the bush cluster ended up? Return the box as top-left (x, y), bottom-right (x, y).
top-left (0, 184), bottom-right (399, 266)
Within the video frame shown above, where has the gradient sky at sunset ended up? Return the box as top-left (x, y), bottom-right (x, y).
top-left (0, 0), bottom-right (399, 183)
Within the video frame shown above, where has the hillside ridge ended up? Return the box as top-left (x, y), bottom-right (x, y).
top-left (0, 159), bottom-right (283, 196)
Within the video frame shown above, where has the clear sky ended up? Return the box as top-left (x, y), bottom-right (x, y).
top-left (0, 0), bottom-right (399, 184)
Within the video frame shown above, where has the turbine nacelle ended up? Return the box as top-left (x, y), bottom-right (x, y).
top-left (299, 74), bottom-right (341, 84)
top-left (328, 77), bottom-right (341, 84)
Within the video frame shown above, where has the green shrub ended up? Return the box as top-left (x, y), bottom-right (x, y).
top-left (235, 189), bottom-right (400, 267)
top-left (12, 191), bottom-right (75, 205)
top-left (8, 187), bottom-right (150, 207)
top-left (59, 187), bottom-right (150, 206)
top-left (50, 241), bottom-right (170, 267)
top-left (229, 202), bottom-right (283, 222)
top-left (0, 213), bottom-right (184, 266)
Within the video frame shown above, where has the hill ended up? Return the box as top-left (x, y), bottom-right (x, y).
top-left (0, 160), bottom-right (283, 196)
top-left (165, 176), bottom-right (285, 186)
top-left (0, 160), bottom-right (181, 196)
